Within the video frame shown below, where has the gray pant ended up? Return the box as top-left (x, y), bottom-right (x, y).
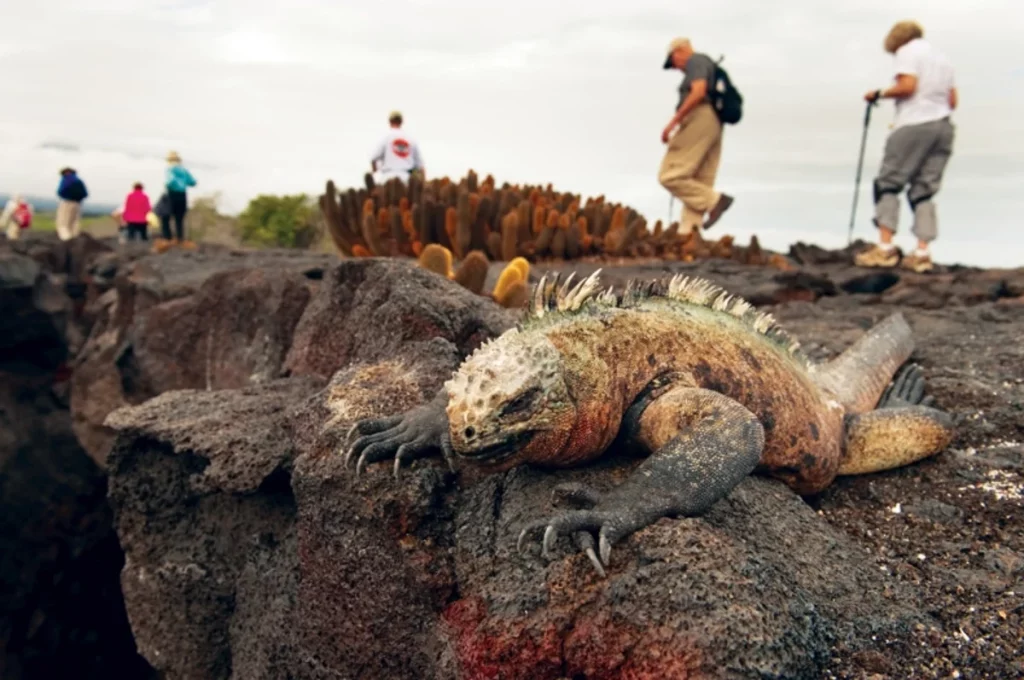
top-left (872, 117), bottom-right (955, 243)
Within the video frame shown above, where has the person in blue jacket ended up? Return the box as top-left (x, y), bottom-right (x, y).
top-left (163, 151), bottom-right (197, 246)
top-left (55, 167), bottom-right (88, 240)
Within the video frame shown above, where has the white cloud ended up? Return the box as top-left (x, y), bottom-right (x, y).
top-left (0, 0), bottom-right (1021, 268)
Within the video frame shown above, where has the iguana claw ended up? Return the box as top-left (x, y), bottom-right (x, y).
top-left (517, 522), bottom-right (609, 578)
top-left (515, 507), bottom-right (652, 577)
top-left (342, 393), bottom-right (449, 477)
top-left (878, 362), bottom-right (936, 409)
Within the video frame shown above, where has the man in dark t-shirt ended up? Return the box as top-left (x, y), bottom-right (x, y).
top-left (658, 37), bottom-right (734, 233)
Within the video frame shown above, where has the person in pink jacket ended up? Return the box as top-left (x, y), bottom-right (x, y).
top-left (121, 182), bottom-right (152, 241)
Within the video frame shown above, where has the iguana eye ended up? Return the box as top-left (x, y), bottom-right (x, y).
top-left (502, 387), bottom-right (541, 416)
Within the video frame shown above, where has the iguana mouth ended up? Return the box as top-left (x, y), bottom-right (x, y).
top-left (460, 429), bottom-right (536, 464)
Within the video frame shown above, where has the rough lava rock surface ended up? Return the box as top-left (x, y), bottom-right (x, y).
top-left (1, 239), bottom-right (154, 679)
top-left (104, 253), bottom-right (1024, 679)
top-left (5, 232), bottom-right (1023, 679)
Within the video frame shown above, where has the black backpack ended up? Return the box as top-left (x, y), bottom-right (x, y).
top-left (710, 57), bottom-right (743, 125)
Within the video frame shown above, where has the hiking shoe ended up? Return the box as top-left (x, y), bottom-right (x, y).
top-left (180, 240), bottom-right (198, 251)
top-left (703, 193), bottom-right (734, 230)
top-left (151, 238), bottom-right (175, 254)
top-left (854, 244), bottom-right (900, 268)
top-left (900, 251), bottom-right (934, 273)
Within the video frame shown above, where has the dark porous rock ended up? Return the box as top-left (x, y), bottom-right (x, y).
top-left (279, 362), bottom-right (924, 680)
top-left (73, 265), bottom-right (315, 465)
top-left (284, 258), bottom-right (517, 379)
top-left (291, 350), bottom-right (464, 680)
top-left (0, 252), bottom-right (71, 373)
top-left (1, 239), bottom-right (153, 679)
top-left (105, 376), bottom-right (323, 680)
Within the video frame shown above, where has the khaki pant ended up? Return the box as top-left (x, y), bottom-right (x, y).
top-left (658, 103), bottom-right (723, 233)
top-left (55, 199), bottom-right (82, 240)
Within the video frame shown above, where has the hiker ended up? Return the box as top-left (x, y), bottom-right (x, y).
top-left (55, 167), bottom-right (88, 240)
top-left (0, 194), bottom-right (33, 240)
top-left (854, 20), bottom-right (957, 274)
top-left (121, 182), bottom-right (152, 242)
top-left (370, 111), bottom-right (425, 183)
top-left (153, 192), bottom-right (172, 245)
top-left (162, 151), bottom-right (197, 248)
top-left (658, 37), bottom-right (734, 234)
top-left (110, 206), bottom-right (128, 244)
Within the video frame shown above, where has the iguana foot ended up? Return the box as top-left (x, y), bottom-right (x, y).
top-left (838, 361), bottom-right (953, 475)
top-left (517, 387), bottom-right (764, 577)
top-left (517, 499), bottom-right (670, 577)
top-left (344, 391), bottom-right (451, 478)
top-left (877, 362), bottom-right (936, 409)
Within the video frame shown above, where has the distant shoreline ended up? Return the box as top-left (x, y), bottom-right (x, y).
top-left (0, 192), bottom-right (118, 217)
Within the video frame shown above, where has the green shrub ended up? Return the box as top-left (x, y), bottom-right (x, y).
top-left (237, 193), bottom-right (324, 249)
top-left (188, 192), bottom-right (241, 245)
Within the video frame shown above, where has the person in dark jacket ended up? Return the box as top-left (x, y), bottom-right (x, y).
top-left (55, 167), bottom-right (88, 240)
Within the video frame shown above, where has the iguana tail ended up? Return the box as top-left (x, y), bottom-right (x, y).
top-left (813, 312), bottom-right (914, 414)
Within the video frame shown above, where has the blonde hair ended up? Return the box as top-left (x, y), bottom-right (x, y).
top-left (884, 20), bottom-right (923, 54)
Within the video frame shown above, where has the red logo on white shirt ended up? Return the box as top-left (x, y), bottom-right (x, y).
top-left (391, 138), bottom-right (411, 158)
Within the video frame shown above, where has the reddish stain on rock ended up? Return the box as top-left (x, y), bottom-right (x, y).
top-left (564, 612), bottom-right (706, 680)
top-left (442, 598), bottom-right (707, 680)
top-left (441, 597), bottom-right (564, 680)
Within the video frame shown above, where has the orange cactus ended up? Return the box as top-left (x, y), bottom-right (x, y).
top-left (445, 206), bottom-right (458, 253)
top-left (546, 209), bottom-right (560, 229)
top-left (532, 205), bottom-right (546, 235)
top-left (576, 216), bottom-right (588, 237)
top-left (610, 206), bottom-right (626, 232)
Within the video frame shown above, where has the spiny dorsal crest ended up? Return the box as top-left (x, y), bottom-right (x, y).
top-left (524, 270), bottom-right (808, 363)
top-left (530, 269), bottom-right (604, 318)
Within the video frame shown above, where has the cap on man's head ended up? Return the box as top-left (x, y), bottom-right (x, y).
top-left (662, 37), bottom-right (692, 69)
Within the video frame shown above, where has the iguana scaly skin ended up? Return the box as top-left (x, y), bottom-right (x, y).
top-left (345, 271), bottom-right (954, 576)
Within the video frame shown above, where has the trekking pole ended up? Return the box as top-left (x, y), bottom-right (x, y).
top-left (669, 196), bottom-right (675, 225)
top-left (847, 99), bottom-right (876, 245)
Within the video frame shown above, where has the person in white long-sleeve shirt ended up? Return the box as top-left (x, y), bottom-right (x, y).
top-left (370, 111), bottom-right (425, 183)
top-left (0, 194), bottom-right (34, 240)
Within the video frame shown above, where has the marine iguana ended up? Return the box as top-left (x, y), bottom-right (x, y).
top-left (344, 270), bottom-right (954, 576)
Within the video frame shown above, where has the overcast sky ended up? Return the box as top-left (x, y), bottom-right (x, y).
top-left (1, 0), bottom-right (1021, 267)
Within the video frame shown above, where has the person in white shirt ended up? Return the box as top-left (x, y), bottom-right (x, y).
top-left (855, 20), bottom-right (957, 273)
top-left (370, 111), bottom-right (425, 183)
top-left (0, 194), bottom-right (33, 240)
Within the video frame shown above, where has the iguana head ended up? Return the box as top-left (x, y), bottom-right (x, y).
top-left (444, 331), bottom-right (576, 470)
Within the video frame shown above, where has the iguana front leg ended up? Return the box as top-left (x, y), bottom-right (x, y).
top-left (344, 389), bottom-right (453, 478)
top-left (518, 387), bottom-right (765, 576)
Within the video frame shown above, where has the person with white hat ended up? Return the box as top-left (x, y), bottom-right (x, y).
top-left (370, 111), bottom-right (425, 183)
top-left (159, 150), bottom-right (197, 250)
top-left (658, 37), bottom-right (734, 234)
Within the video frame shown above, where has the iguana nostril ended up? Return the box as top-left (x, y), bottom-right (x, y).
top-left (465, 426), bottom-right (476, 439)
